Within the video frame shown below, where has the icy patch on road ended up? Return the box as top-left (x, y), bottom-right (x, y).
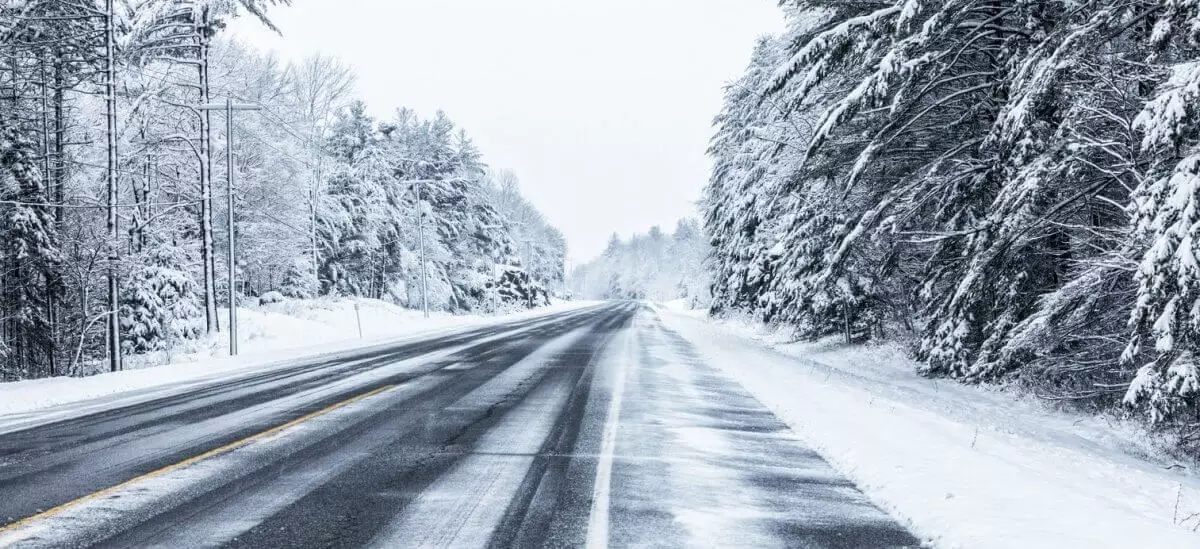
top-left (658, 309), bottom-right (1200, 549)
top-left (369, 373), bottom-right (577, 548)
top-left (448, 326), bottom-right (590, 410)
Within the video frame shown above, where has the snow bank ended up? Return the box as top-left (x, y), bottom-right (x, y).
top-left (123, 297), bottom-right (490, 369)
top-left (657, 308), bottom-right (1200, 549)
top-left (659, 298), bottom-right (708, 318)
top-left (0, 298), bottom-right (598, 427)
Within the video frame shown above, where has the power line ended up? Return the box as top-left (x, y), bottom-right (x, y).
top-left (0, 198), bottom-right (196, 209)
top-left (254, 104), bottom-right (324, 149)
top-left (122, 63), bottom-right (324, 146)
top-left (63, 157), bottom-right (186, 179)
top-left (234, 122), bottom-right (317, 168)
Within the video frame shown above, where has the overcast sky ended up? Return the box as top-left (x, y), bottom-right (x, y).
top-left (229, 0), bottom-right (784, 263)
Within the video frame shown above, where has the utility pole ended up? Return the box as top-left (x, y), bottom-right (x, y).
top-left (415, 181), bottom-right (429, 318)
top-left (562, 257), bottom-right (570, 298)
top-left (310, 187), bottom-right (319, 292)
top-left (103, 0), bottom-right (121, 373)
top-left (199, 98), bottom-right (260, 356)
top-left (491, 262), bottom-right (501, 313)
top-left (310, 156), bottom-right (323, 294)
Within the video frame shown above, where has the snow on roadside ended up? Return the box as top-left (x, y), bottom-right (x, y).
top-left (659, 298), bottom-right (708, 318)
top-left (655, 306), bottom-right (1200, 549)
top-left (124, 297), bottom-right (496, 370)
top-left (0, 298), bottom-right (598, 424)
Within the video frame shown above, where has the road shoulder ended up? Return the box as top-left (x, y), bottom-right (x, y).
top-left (655, 305), bottom-right (1200, 549)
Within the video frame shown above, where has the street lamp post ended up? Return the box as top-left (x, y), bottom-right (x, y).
top-left (199, 98), bottom-right (260, 356)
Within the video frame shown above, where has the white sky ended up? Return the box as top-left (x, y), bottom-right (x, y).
top-left (229, 0), bottom-right (784, 263)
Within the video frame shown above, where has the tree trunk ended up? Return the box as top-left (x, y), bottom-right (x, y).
top-left (131, 152), bottom-right (150, 253)
top-left (843, 302), bottom-right (852, 346)
top-left (53, 50), bottom-right (64, 227)
top-left (310, 183), bottom-right (320, 293)
top-left (52, 51), bottom-right (66, 376)
top-left (198, 7), bottom-right (218, 333)
top-left (39, 49), bottom-right (58, 376)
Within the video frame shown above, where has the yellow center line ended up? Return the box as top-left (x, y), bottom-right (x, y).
top-left (0, 383), bottom-right (396, 536)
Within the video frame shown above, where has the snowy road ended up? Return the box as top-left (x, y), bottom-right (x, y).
top-left (0, 302), bottom-right (917, 548)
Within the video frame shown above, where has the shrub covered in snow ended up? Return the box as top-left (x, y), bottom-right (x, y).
top-left (488, 267), bottom-right (549, 310)
top-left (258, 291), bottom-right (286, 306)
top-left (119, 250), bottom-right (203, 354)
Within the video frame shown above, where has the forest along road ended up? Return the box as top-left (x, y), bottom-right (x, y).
top-left (0, 302), bottom-right (919, 548)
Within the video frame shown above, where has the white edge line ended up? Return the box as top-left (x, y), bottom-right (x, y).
top-left (586, 322), bottom-right (634, 549)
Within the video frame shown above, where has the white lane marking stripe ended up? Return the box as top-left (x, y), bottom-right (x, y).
top-left (586, 325), bottom-right (634, 549)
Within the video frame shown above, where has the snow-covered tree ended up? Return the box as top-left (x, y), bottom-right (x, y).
top-left (570, 221), bottom-right (710, 305)
top-left (484, 169), bottom-right (568, 294)
top-left (313, 104), bottom-right (560, 313)
top-left (704, 1), bottom-right (1200, 435)
top-left (0, 122), bottom-right (62, 378)
top-left (0, 2), bottom-right (564, 379)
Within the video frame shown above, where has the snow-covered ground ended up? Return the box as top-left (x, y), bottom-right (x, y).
top-left (655, 302), bottom-right (1200, 549)
top-left (0, 298), bottom-right (597, 425)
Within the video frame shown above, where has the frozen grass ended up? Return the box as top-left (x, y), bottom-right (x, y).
top-left (656, 304), bottom-right (1200, 548)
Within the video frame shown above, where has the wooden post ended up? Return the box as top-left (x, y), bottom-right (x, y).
top-left (843, 302), bottom-right (852, 345)
top-left (354, 302), bottom-right (363, 338)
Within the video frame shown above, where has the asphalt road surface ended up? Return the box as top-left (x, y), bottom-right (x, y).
top-left (0, 302), bottom-right (920, 548)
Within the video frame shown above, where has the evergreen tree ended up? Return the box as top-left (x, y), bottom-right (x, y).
top-left (0, 122), bottom-right (62, 378)
top-left (0, 3), bottom-right (565, 379)
top-left (570, 221), bottom-right (710, 304)
top-left (703, 1), bottom-right (1200, 431)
